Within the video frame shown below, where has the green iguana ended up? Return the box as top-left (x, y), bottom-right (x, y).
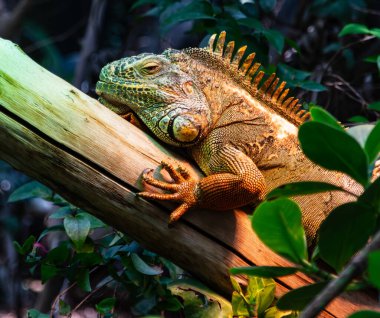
top-left (96, 31), bottom-right (363, 245)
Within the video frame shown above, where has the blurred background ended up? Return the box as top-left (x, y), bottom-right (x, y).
top-left (0, 0), bottom-right (379, 317)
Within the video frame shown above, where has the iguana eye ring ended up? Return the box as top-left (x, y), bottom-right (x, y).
top-left (141, 62), bottom-right (161, 75)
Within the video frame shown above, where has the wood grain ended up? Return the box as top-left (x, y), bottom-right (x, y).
top-left (0, 38), bottom-right (378, 317)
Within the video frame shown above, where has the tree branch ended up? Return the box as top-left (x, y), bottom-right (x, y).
top-left (301, 229), bottom-right (380, 317)
top-left (0, 38), bottom-right (377, 316)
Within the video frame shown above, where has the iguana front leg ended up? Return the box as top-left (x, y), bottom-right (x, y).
top-left (139, 145), bottom-right (266, 225)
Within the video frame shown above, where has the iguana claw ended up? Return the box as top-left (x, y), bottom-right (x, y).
top-left (138, 161), bottom-right (197, 225)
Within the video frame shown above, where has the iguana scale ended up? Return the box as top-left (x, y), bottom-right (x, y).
top-left (96, 31), bottom-right (362, 245)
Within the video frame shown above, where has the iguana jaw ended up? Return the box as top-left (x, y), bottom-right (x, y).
top-left (96, 56), bottom-right (213, 147)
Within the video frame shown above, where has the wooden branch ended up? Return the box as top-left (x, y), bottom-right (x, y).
top-left (0, 38), bottom-right (378, 317)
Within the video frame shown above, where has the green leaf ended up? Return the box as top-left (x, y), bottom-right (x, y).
top-left (63, 214), bottom-right (91, 249)
top-left (230, 266), bottom-right (298, 277)
top-left (347, 125), bottom-right (375, 147)
top-left (339, 23), bottom-right (370, 36)
top-left (237, 18), bottom-right (265, 31)
top-left (59, 299), bottom-right (71, 316)
top-left (96, 297), bottom-right (116, 314)
top-left (359, 177), bottom-right (380, 213)
top-left (263, 30), bottom-right (284, 53)
top-left (310, 107), bottom-right (344, 131)
top-left (263, 307), bottom-right (296, 318)
top-left (168, 279), bottom-right (232, 317)
top-left (27, 309), bottom-right (49, 318)
top-left (299, 122), bottom-right (369, 187)
top-left (368, 250), bottom-right (380, 289)
top-left (130, 0), bottom-right (158, 11)
top-left (49, 206), bottom-right (72, 219)
top-left (158, 296), bottom-right (183, 312)
top-left (368, 101), bottom-right (380, 111)
top-left (348, 116), bottom-right (369, 123)
top-left (252, 198), bottom-right (307, 264)
top-left (297, 81), bottom-right (326, 92)
top-left (266, 181), bottom-right (343, 199)
top-left (230, 275), bottom-right (243, 293)
top-left (364, 121), bottom-right (380, 164)
top-left (249, 277), bottom-right (276, 315)
top-left (277, 63), bottom-right (310, 81)
top-left (318, 202), bottom-right (376, 271)
top-left (259, 0), bottom-right (276, 12)
top-left (46, 244), bottom-right (70, 264)
top-left (162, 1), bottom-right (215, 28)
top-left (232, 291), bottom-right (250, 316)
top-left (369, 28), bottom-right (380, 38)
top-left (131, 253), bottom-right (163, 275)
top-left (14, 235), bottom-right (36, 255)
top-left (8, 181), bottom-right (52, 202)
top-left (276, 282), bottom-right (327, 310)
top-left (349, 311), bottom-right (380, 318)
top-left (76, 268), bottom-right (91, 292)
top-left (77, 211), bottom-right (105, 229)
top-left (41, 263), bottom-right (59, 283)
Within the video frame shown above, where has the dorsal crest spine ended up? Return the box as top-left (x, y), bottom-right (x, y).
top-left (207, 31), bottom-right (310, 126)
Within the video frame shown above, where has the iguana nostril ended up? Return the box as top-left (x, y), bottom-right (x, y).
top-left (172, 115), bottom-right (199, 142)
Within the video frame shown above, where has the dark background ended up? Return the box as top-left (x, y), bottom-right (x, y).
top-left (0, 0), bottom-right (379, 317)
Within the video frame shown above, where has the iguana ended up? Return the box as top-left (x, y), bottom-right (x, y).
top-left (96, 31), bottom-right (363, 245)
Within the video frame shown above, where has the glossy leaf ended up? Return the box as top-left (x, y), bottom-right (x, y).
top-left (59, 299), bottom-right (71, 316)
top-left (230, 266), bottom-right (298, 277)
top-left (14, 235), bottom-right (35, 255)
top-left (299, 122), bottom-right (369, 186)
top-left (368, 250), bottom-right (380, 289)
top-left (76, 268), bottom-right (91, 292)
top-left (359, 177), bottom-right (380, 212)
top-left (318, 202), bottom-right (376, 271)
top-left (41, 263), bottom-right (59, 283)
top-left (162, 1), bottom-right (215, 28)
top-left (168, 279), bottom-right (232, 317)
top-left (77, 211), bottom-right (105, 229)
top-left (131, 253), bottom-right (163, 275)
top-left (252, 198), bottom-right (307, 264)
top-left (348, 116), bottom-right (369, 123)
top-left (237, 18), bottom-right (265, 31)
top-left (267, 181), bottom-right (343, 199)
top-left (8, 181), bottom-right (52, 202)
top-left (230, 275), bottom-right (243, 293)
top-left (231, 291), bottom-right (250, 316)
top-left (263, 30), bottom-right (284, 53)
top-left (49, 206), bottom-right (72, 219)
top-left (364, 121), bottom-right (380, 164)
top-left (368, 101), bottom-right (380, 111)
top-left (248, 277), bottom-right (276, 315)
top-left (46, 244), bottom-right (70, 264)
top-left (347, 125), bottom-right (375, 147)
top-left (310, 107), bottom-right (344, 131)
top-left (263, 307), bottom-right (296, 318)
top-left (276, 282), bottom-right (327, 310)
top-left (96, 298), bottom-right (116, 314)
top-left (339, 23), bottom-right (370, 36)
top-left (63, 214), bottom-right (91, 249)
top-left (297, 81), bottom-right (326, 92)
top-left (27, 309), bottom-right (49, 318)
top-left (349, 311), bottom-right (380, 318)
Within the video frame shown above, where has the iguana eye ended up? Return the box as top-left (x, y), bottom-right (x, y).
top-left (141, 62), bottom-right (161, 75)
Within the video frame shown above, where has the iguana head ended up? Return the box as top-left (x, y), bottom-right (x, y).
top-left (96, 51), bottom-right (212, 147)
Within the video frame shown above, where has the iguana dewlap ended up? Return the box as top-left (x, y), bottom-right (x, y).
top-left (96, 31), bottom-right (362, 245)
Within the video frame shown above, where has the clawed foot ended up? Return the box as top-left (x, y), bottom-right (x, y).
top-left (138, 161), bottom-right (197, 226)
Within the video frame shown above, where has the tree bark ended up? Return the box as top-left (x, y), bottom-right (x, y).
top-left (0, 38), bottom-right (378, 317)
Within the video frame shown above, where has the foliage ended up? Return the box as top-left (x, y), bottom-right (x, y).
top-left (11, 185), bottom-right (195, 316)
top-left (233, 107), bottom-right (380, 314)
top-left (2, 0), bottom-right (380, 316)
